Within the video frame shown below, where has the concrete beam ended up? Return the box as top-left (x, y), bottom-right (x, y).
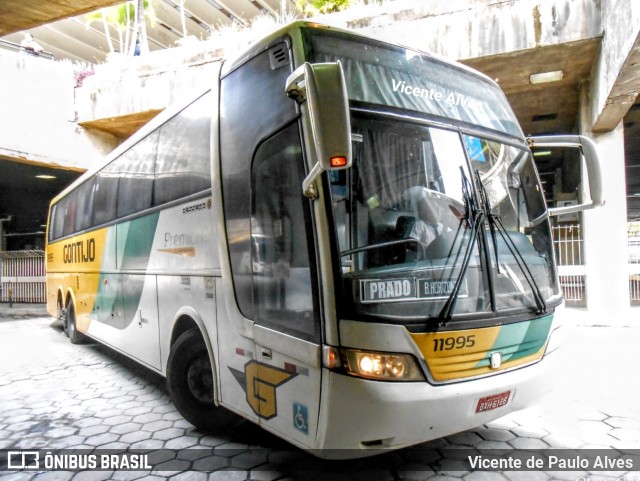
top-left (76, 46), bottom-right (223, 138)
top-left (591, 0), bottom-right (640, 132)
top-left (0, 0), bottom-right (124, 36)
top-left (79, 110), bottom-right (163, 139)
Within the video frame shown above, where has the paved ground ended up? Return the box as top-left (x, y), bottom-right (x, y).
top-left (0, 306), bottom-right (638, 480)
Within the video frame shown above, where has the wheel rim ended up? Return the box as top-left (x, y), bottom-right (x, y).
top-left (186, 356), bottom-right (214, 404)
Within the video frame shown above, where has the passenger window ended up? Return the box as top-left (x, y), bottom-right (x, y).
top-left (49, 202), bottom-right (64, 241)
top-left (251, 123), bottom-right (319, 342)
top-left (154, 94), bottom-right (211, 205)
top-left (62, 191), bottom-right (77, 237)
top-left (74, 180), bottom-right (95, 232)
top-left (92, 163), bottom-right (119, 226)
top-left (117, 131), bottom-right (158, 218)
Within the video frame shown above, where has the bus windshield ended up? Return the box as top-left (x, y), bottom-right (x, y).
top-left (303, 28), bottom-right (522, 138)
top-left (330, 116), bottom-right (559, 321)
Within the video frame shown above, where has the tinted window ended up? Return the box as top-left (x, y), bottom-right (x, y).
top-left (116, 131), bottom-right (158, 218)
top-left (220, 43), bottom-right (296, 319)
top-left (154, 93), bottom-right (212, 205)
top-left (74, 180), bottom-right (95, 232)
top-left (252, 123), bottom-right (319, 342)
top-left (92, 163), bottom-right (119, 226)
top-left (304, 28), bottom-right (522, 138)
top-left (49, 203), bottom-right (63, 241)
top-left (62, 191), bottom-right (77, 237)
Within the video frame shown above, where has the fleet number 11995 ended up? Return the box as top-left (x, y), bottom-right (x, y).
top-left (433, 335), bottom-right (476, 352)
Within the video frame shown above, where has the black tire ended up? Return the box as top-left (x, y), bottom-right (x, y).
top-left (167, 328), bottom-right (238, 432)
top-left (58, 299), bottom-right (67, 330)
top-left (65, 299), bottom-right (86, 345)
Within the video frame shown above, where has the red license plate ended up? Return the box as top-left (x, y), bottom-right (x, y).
top-left (476, 391), bottom-right (511, 413)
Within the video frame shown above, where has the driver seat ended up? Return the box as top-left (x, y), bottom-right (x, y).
top-left (395, 215), bottom-right (416, 263)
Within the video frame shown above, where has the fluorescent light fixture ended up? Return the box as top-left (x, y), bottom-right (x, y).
top-left (35, 174), bottom-right (56, 180)
top-left (530, 70), bottom-right (564, 84)
top-left (533, 150), bottom-right (552, 157)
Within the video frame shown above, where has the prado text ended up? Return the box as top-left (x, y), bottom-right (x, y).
top-left (468, 454), bottom-right (634, 471)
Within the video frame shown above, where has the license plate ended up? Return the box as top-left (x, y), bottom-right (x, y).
top-left (476, 391), bottom-right (511, 413)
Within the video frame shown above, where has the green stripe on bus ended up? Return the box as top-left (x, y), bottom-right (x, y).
top-left (475, 315), bottom-right (553, 367)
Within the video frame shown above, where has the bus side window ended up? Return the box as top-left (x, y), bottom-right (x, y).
top-left (92, 164), bottom-right (119, 227)
top-left (74, 179), bottom-right (95, 233)
top-left (219, 42), bottom-right (296, 320)
top-left (251, 123), bottom-right (320, 343)
top-left (154, 93), bottom-right (211, 206)
top-left (62, 191), bottom-right (77, 238)
top-left (116, 131), bottom-right (158, 218)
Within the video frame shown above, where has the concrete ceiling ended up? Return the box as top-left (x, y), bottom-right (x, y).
top-left (0, 0), bottom-right (125, 37)
top-left (0, 157), bottom-right (81, 250)
top-left (466, 40), bottom-right (640, 222)
top-left (464, 39), bottom-right (601, 138)
top-left (0, 0), bottom-right (289, 64)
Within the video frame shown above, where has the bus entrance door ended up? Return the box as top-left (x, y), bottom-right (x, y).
top-left (252, 325), bottom-right (322, 448)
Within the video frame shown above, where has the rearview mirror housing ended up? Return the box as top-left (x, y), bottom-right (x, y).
top-left (528, 135), bottom-right (604, 216)
top-left (286, 61), bottom-right (352, 198)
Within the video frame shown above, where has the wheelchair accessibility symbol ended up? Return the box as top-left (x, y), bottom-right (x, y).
top-left (293, 402), bottom-right (308, 435)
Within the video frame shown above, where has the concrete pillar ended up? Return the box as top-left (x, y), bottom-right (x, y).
top-left (579, 84), bottom-right (631, 324)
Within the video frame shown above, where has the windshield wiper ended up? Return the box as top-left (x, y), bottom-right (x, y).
top-left (475, 171), bottom-right (547, 314)
top-left (436, 168), bottom-right (483, 325)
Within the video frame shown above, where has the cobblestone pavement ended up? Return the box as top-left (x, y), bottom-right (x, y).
top-left (0, 311), bottom-right (639, 481)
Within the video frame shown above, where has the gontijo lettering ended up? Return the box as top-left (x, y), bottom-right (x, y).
top-left (63, 238), bottom-right (96, 263)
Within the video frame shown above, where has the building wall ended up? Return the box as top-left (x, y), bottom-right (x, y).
top-left (0, 51), bottom-right (118, 170)
top-left (321, 0), bottom-right (601, 60)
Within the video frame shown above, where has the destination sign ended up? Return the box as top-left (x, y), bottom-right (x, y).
top-left (361, 277), bottom-right (467, 303)
top-left (361, 279), bottom-right (416, 302)
top-left (417, 278), bottom-right (468, 300)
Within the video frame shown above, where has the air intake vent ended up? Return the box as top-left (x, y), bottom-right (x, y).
top-left (269, 45), bottom-right (290, 70)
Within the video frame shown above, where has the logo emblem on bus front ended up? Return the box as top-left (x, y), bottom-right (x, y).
top-left (490, 352), bottom-right (502, 369)
top-left (229, 361), bottom-right (297, 420)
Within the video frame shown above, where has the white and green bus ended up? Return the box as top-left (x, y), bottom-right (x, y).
top-left (46, 21), bottom-right (602, 457)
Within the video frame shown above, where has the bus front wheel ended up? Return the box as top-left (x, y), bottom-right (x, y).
top-left (167, 329), bottom-right (238, 432)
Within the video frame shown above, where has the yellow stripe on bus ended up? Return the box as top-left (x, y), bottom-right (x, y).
top-left (47, 228), bottom-right (109, 331)
top-left (409, 316), bottom-right (551, 381)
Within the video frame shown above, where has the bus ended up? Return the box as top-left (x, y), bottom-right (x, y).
top-left (46, 21), bottom-right (602, 457)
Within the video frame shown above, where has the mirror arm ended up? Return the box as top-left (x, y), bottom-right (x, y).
top-left (285, 64), bottom-right (307, 103)
top-left (286, 65), bottom-right (320, 198)
top-left (302, 162), bottom-right (322, 199)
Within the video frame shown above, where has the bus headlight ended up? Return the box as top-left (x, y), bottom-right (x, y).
top-left (323, 346), bottom-right (424, 381)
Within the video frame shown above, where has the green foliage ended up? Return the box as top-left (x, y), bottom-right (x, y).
top-left (83, 0), bottom-right (155, 56)
top-left (295, 0), bottom-right (354, 16)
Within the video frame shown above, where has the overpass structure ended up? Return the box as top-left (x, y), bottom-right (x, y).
top-left (0, 0), bottom-right (638, 321)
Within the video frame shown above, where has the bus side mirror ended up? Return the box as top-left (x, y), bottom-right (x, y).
top-left (286, 61), bottom-right (352, 198)
top-left (528, 134), bottom-right (604, 216)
